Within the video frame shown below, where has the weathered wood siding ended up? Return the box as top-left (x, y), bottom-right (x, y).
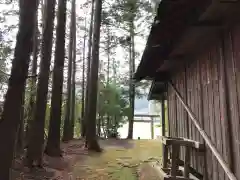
top-left (223, 25), bottom-right (240, 179)
top-left (167, 25), bottom-right (240, 180)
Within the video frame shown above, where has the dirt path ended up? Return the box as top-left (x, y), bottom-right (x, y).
top-left (12, 139), bottom-right (162, 180)
top-left (12, 139), bottom-right (86, 180)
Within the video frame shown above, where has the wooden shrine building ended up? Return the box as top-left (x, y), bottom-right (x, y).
top-left (134, 1), bottom-right (240, 180)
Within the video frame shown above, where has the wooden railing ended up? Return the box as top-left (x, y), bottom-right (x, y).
top-left (168, 81), bottom-right (237, 180)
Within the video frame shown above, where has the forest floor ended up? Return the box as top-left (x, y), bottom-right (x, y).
top-left (12, 139), bottom-right (162, 180)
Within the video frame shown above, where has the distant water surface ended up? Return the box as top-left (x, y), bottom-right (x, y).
top-left (118, 122), bottom-right (161, 139)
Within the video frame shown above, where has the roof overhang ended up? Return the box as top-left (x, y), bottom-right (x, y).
top-left (148, 80), bottom-right (167, 101)
top-left (134, 0), bottom-right (240, 82)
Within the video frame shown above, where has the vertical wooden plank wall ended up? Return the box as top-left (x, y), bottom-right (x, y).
top-left (186, 61), bottom-right (195, 171)
top-left (223, 25), bottom-right (240, 180)
top-left (210, 42), bottom-right (225, 180)
top-left (166, 25), bottom-right (240, 180)
top-left (231, 25), bottom-right (240, 179)
top-left (168, 81), bottom-right (173, 138)
top-left (219, 29), bottom-right (233, 180)
top-left (200, 51), bottom-right (213, 180)
top-left (174, 66), bottom-right (188, 162)
top-left (186, 57), bottom-right (205, 175)
top-left (168, 78), bottom-right (178, 138)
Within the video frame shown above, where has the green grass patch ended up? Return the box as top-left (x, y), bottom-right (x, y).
top-left (73, 140), bottom-right (162, 180)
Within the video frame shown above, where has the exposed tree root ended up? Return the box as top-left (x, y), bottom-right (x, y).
top-left (24, 155), bottom-right (45, 170)
top-left (86, 138), bottom-right (103, 152)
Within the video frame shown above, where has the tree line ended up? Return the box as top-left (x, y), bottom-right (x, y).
top-left (0, 0), bottom-right (153, 179)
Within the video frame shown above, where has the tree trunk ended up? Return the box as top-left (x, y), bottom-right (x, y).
top-left (106, 26), bottom-right (110, 84)
top-left (81, 19), bottom-right (87, 137)
top-left (112, 52), bottom-right (117, 84)
top-left (127, 20), bottom-right (135, 139)
top-left (106, 26), bottom-right (110, 137)
top-left (41, 0), bottom-right (47, 30)
top-left (97, 116), bottom-right (101, 137)
top-left (86, 0), bottom-right (102, 152)
top-left (27, 0), bottom-right (56, 164)
top-left (62, 0), bottom-right (75, 142)
top-left (25, 10), bottom-right (39, 147)
top-left (102, 116), bottom-right (106, 138)
top-left (114, 116), bottom-right (118, 136)
top-left (45, 0), bottom-right (67, 156)
top-left (16, 86), bottom-right (26, 156)
top-left (70, 8), bottom-right (77, 140)
top-left (127, 33), bottom-right (133, 139)
top-left (83, 0), bottom-right (95, 138)
top-left (0, 0), bottom-right (39, 178)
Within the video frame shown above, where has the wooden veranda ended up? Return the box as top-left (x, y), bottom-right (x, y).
top-left (135, 1), bottom-right (240, 180)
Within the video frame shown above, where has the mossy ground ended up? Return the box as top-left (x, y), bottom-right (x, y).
top-left (72, 139), bottom-right (162, 180)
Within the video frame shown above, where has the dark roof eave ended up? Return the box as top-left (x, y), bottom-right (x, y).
top-left (135, 0), bottom-right (212, 81)
top-left (147, 80), bottom-right (167, 101)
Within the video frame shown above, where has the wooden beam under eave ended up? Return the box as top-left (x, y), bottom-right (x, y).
top-left (148, 94), bottom-right (166, 101)
top-left (218, 0), bottom-right (239, 3)
top-left (199, 0), bottom-right (240, 22)
top-left (190, 20), bottom-right (223, 27)
top-left (169, 26), bottom-right (220, 58)
top-left (158, 57), bottom-right (186, 73)
top-left (148, 82), bottom-right (167, 100)
top-left (148, 81), bottom-right (156, 100)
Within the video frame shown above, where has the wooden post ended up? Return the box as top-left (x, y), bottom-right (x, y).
top-left (161, 94), bottom-right (168, 168)
top-left (170, 144), bottom-right (180, 176)
top-left (150, 117), bottom-right (154, 139)
top-left (161, 94), bottom-right (165, 136)
top-left (184, 147), bottom-right (190, 178)
top-left (163, 145), bottom-right (168, 168)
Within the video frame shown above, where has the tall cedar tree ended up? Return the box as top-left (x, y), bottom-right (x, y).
top-left (27, 0), bottom-right (56, 163)
top-left (70, 18), bottom-right (76, 139)
top-left (127, 20), bottom-right (135, 139)
top-left (16, 82), bottom-right (26, 155)
top-left (82, 0), bottom-right (95, 137)
top-left (0, 0), bottom-right (39, 178)
top-left (62, 0), bottom-right (76, 142)
top-left (109, 0), bottom-right (152, 139)
top-left (106, 26), bottom-right (111, 136)
top-left (16, 84), bottom-right (26, 155)
top-left (25, 7), bottom-right (39, 147)
top-left (81, 19), bottom-right (87, 129)
top-left (85, 0), bottom-right (102, 151)
top-left (127, 2), bottom-right (136, 139)
top-left (45, 0), bottom-right (67, 156)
